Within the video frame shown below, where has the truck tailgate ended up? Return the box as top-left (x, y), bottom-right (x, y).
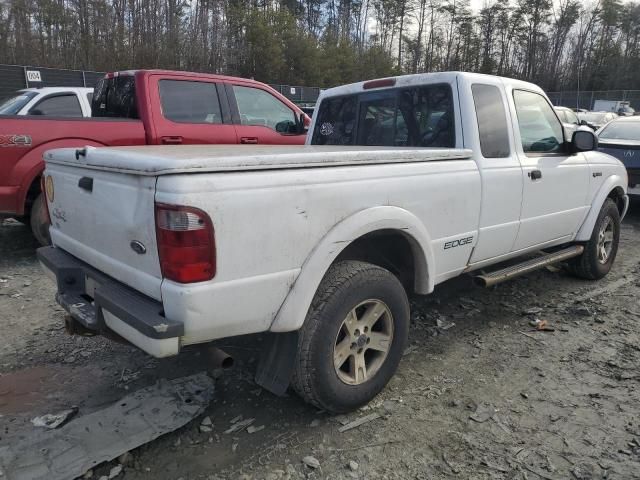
top-left (45, 162), bottom-right (162, 300)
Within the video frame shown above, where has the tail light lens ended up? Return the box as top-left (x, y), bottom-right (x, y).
top-left (155, 203), bottom-right (216, 283)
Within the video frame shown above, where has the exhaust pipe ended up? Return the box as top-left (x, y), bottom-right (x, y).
top-left (206, 346), bottom-right (234, 369)
top-left (474, 245), bottom-right (584, 288)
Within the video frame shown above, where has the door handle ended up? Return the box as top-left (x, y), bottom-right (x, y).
top-left (528, 169), bottom-right (542, 180)
top-left (241, 137), bottom-right (259, 144)
top-left (161, 136), bottom-right (183, 145)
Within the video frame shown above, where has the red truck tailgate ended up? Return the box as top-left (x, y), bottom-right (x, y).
top-left (43, 152), bottom-right (162, 301)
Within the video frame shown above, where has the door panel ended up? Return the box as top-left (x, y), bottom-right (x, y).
top-left (464, 82), bottom-right (523, 264)
top-left (511, 89), bottom-right (589, 251)
top-left (149, 75), bottom-right (238, 144)
top-left (229, 84), bottom-right (306, 145)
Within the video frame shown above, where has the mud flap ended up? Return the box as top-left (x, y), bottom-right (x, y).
top-left (255, 331), bottom-right (299, 396)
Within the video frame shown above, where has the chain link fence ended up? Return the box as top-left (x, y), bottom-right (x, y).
top-left (548, 90), bottom-right (640, 112)
top-left (0, 64), bottom-right (321, 104)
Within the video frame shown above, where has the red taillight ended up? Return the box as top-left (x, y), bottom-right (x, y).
top-left (363, 78), bottom-right (396, 90)
top-left (155, 203), bottom-right (216, 283)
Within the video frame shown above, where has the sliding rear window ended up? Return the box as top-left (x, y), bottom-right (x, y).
top-left (91, 76), bottom-right (138, 119)
top-left (311, 84), bottom-right (454, 147)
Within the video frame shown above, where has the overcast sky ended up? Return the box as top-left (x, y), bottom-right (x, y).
top-left (468, 0), bottom-right (635, 11)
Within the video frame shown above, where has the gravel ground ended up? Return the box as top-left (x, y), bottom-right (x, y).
top-left (1, 200), bottom-right (639, 480)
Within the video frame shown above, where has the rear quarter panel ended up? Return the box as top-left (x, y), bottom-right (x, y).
top-left (155, 159), bottom-right (480, 343)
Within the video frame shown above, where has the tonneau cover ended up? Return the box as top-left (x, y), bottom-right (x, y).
top-left (44, 145), bottom-right (473, 176)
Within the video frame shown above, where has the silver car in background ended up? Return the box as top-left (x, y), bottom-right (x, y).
top-left (597, 116), bottom-right (640, 194)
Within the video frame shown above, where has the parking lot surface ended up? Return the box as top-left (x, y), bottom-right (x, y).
top-left (1, 201), bottom-right (639, 479)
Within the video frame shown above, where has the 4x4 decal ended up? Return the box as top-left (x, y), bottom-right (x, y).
top-left (0, 134), bottom-right (32, 147)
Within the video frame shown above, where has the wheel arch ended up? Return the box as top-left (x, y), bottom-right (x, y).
top-left (269, 206), bottom-right (435, 333)
top-left (575, 175), bottom-right (628, 242)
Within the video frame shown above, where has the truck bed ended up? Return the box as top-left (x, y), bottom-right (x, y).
top-left (45, 145), bottom-right (473, 175)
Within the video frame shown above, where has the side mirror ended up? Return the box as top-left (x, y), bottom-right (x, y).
top-left (28, 108), bottom-right (44, 116)
top-left (580, 119), bottom-right (588, 126)
top-left (571, 129), bottom-right (598, 153)
top-left (275, 120), bottom-right (296, 134)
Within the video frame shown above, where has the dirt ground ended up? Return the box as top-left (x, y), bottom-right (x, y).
top-left (1, 201), bottom-right (639, 480)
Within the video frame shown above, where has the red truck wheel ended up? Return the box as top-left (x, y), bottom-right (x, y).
top-left (30, 193), bottom-right (51, 246)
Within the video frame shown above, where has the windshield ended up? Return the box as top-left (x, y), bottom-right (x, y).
top-left (599, 121), bottom-right (640, 141)
top-left (0, 91), bottom-right (37, 115)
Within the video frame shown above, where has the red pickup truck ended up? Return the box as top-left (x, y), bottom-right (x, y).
top-left (0, 70), bottom-right (309, 244)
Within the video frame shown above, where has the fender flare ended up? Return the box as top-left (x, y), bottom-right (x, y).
top-left (15, 139), bottom-right (106, 216)
top-left (575, 174), bottom-right (627, 241)
top-left (269, 206), bottom-right (436, 333)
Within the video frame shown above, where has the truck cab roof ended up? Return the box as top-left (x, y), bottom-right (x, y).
top-left (318, 71), bottom-right (546, 100)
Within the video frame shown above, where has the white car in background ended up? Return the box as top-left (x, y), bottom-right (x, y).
top-left (554, 106), bottom-right (580, 136)
top-left (578, 111), bottom-right (618, 131)
top-left (0, 87), bottom-right (93, 117)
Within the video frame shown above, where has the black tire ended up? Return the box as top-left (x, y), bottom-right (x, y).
top-left (568, 198), bottom-right (620, 280)
top-left (30, 193), bottom-right (51, 246)
top-left (291, 261), bottom-right (410, 413)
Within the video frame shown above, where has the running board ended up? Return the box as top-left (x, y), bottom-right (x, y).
top-left (473, 245), bottom-right (584, 288)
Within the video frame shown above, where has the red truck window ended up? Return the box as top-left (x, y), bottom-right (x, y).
top-left (232, 85), bottom-right (298, 134)
top-left (159, 80), bottom-right (223, 124)
top-left (92, 76), bottom-right (138, 119)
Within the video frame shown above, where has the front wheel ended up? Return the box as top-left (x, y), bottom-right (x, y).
top-left (292, 261), bottom-right (410, 413)
top-left (568, 198), bottom-right (620, 280)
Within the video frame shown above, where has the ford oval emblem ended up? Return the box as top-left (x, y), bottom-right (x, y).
top-left (130, 240), bottom-right (147, 255)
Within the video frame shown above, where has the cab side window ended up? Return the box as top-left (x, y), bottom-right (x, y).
top-left (159, 80), bottom-right (223, 124)
top-left (29, 94), bottom-right (82, 117)
top-left (471, 84), bottom-right (510, 158)
top-left (232, 86), bottom-right (298, 134)
top-left (513, 90), bottom-right (564, 154)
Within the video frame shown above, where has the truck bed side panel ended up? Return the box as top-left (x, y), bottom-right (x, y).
top-left (156, 159), bottom-right (480, 342)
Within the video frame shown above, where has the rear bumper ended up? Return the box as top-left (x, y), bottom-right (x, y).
top-left (37, 246), bottom-right (182, 357)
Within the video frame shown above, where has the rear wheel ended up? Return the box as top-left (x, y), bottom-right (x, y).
top-left (30, 193), bottom-right (51, 246)
top-left (292, 261), bottom-right (409, 413)
top-left (568, 198), bottom-right (620, 280)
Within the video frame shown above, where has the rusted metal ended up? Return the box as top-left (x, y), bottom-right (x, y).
top-left (207, 346), bottom-right (234, 369)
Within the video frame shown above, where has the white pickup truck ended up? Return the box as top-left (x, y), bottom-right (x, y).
top-left (38, 72), bottom-right (628, 413)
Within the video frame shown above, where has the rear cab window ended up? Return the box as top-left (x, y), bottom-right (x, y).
top-left (311, 83), bottom-right (455, 147)
top-left (91, 76), bottom-right (139, 119)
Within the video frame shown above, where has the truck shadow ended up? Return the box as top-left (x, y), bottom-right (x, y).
top-left (0, 219), bottom-right (40, 268)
